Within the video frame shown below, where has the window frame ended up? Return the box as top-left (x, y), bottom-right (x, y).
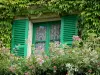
top-left (32, 20), bottom-right (61, 55)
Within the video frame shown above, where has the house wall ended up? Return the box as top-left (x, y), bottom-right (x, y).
top-left (27, 21), bottom-right (33, 57)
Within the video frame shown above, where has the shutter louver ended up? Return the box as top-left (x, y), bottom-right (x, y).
top-left (61, 15), bottom-right (78, 45)
top-left (11, 19), bottom-right (29, 57)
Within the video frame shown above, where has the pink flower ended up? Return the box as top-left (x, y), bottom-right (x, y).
top-left (66, 73), bottom-right (68, 75)
top-left (45, 56), bottom-right (48, 59)
top-left (24, 72), bottom-right (29, 75)
top-left (88, 69), bottom-right (92, 73)
top-left (53, 66), bottom-right (57, 69)
top-left (73, 36), bottom-right (81, 41)
top-left (29, 65), bottom-right (33, 69)
top-left (9, 67), bottom-right (15, 73)
top-left (37, 58), bottom-right (44, 65)
top-left (10, 54), bottom-right (14, 57)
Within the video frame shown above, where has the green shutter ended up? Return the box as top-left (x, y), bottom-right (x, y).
top-left (11, 19), bottom-right (29, 57)
top-left (61, 15), bottom-right (78, 45)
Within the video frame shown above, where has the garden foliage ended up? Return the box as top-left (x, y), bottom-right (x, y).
top-left (0, 35), bottom-right (100, 75)
top-left (0, 0), bottom-right (100, 47)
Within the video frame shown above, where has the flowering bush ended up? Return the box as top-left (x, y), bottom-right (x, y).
top-left (0, 35), bottom-right (100, 75)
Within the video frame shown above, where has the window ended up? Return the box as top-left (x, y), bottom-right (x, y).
top-left (11, 15), bottom-right (78, 57)
top-left (33, 21), bottom-right (61, 55)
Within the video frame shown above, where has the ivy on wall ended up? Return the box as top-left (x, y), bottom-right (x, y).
top-left (0, 0), bottom-right (100, 47)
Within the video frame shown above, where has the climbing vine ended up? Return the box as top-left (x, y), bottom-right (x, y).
top-left (0, 0), bottom-right (100, 47)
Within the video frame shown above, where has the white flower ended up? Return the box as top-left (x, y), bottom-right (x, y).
top-left (66, 63), bottom-right (72, 68)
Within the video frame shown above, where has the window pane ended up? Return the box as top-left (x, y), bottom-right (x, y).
top-left (50, 24), bottom-right (60, 41)
top-left (36, 26), bottom-right (46, 41)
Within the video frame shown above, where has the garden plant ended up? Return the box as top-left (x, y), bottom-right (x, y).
top-left (0, 35), bottom-right (100, 75)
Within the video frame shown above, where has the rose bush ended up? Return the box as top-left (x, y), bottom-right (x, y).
top-left (0, 35), bottom-right (100, 75)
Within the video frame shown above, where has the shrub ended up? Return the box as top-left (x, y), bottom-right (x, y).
top-left (0, 35), bottom-right (100, 75)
